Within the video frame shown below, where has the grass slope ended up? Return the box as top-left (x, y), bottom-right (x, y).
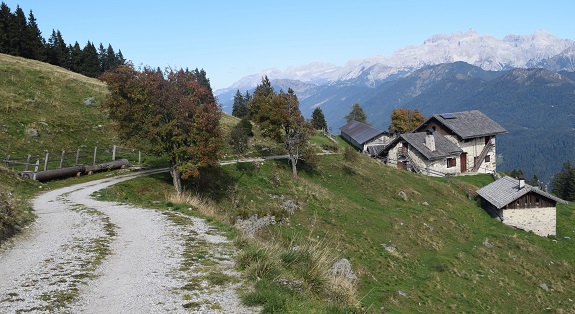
top-left (0, 53), bottom-right (116, 156)
top-left (99, 147), bottom-right (575, 313)
top-left (0, 53), bottom-right (117, 242)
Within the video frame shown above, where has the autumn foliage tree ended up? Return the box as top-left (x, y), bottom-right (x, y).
top-left (389, 108), bottom-right (425, 133)
top-left (100, 64), bottom-right (222, 193)
top-left (249, 77), bottom-right (311, 177)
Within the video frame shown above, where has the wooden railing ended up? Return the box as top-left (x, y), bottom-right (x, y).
top-left (1, 145), bottom-right (141, 173)
top-left (471, 141), bottom-right (494, 172)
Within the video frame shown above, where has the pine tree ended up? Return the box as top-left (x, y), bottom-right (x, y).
top-left (116, 49), bottom-right (125, 66)
top-left (311, 107), bottom-right (327, 131)
top-left (105, 44), bottom-right (117, 70)
top-left (25, 10), bottom-right (45, 61)
top-left (81, 41), bottom-right (101, 77)
top-left (11, 6), bottom-right (27, 57)
top-left (0, 3), bottom-right (13, 53)
top-left (98, 43), bottom-right (107, 72)
top-left (232, 89), bottom-right (249, 118)
top-left (345, 103), bottom-right (368, 124)
top-left (552, 161), bottom-right (575, 201)
top-left (248, 76), bottom-right (274, 124)
top-left (69, 41), bottom-right (82, 72)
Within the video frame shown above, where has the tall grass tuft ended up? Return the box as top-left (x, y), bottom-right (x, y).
top-left (166, 191), bottom-right (230, 223)
top-left (235, 232), bottom-right (359, 309)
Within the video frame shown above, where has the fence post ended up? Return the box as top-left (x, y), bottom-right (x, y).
top-left (25, 155), bottom-right (31, 171)
top-left (138, 150), bottom-right (141, 165)
top-left (112, 145), bottom-right (116, 161)
top-left (75, 149), bottom-right (81, 165)
top-left (93, 147), bottom-right (98, 165)
top-left (44, 151), bottom-right (49, 171)
top-left (59, 150), bottom-right (65, 168)
top-left (4, 155), bottom-right (10, 167)
top-left (34, 159), bottom-right (40, 173)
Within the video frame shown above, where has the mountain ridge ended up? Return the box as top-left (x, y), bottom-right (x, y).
top-left (215, 29), bottom-right (575, 99)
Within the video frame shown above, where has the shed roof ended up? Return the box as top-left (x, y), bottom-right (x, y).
top-left (393, 132), bottom-right (463, 161)
top-left (417, 110), bottom-right (507, 139)
top-left (339, 120), bottom-right (386, 145)
top-left (476, 176), bottom-right (567, 209)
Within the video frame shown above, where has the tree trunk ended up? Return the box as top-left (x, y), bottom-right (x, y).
top-left (170, 166), bottom-right (183, 194)
top-left (290, 156), bottom-right (298, 177)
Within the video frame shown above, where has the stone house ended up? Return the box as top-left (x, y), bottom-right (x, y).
top-left (382, 130), bottom-right (463, 176)
top-left (413, 110), bottom-right (507, 174)
top-left (340, 120), bottom-right (392, 156)
top-left (476, 176), bottom-right (567, 237)
top-left (380, 110), bottom-right (507, 176)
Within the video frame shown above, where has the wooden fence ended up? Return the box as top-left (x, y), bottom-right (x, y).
top-left (1, 145), bottom-right (141, 173)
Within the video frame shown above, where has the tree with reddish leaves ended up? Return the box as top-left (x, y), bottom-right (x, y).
top-left (100, 63), bottom-right (222, 193)
top-left (249, 80), bottom-right (311, 177)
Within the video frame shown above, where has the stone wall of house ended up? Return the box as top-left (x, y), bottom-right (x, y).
top-left (445, 135), bottom-right (497, 173)
top-left (502, 206), bottom-right (556, 237)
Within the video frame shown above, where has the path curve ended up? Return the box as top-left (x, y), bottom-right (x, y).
top-left (0, 169), bottom-right (255, 313)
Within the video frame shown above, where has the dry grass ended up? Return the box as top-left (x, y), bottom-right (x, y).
top-left (166, 191), bottom-right (230, 223)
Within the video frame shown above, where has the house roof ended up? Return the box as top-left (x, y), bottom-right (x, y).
top-left (367, 144), bottom-right (387, 156)
top-left (401, 132), bottom-right (463, 160)
top-left (417, 110), bottom-right (507, 139)
top-left (339, 120), bottom-right (386, 145)
top-left (476, 176), bottom-right (568, 209)
top-left (382, 132), bottom-right (462, 161)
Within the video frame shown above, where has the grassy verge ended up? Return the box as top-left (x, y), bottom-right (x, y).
top-left (95, 151), bottom-right (575, 313)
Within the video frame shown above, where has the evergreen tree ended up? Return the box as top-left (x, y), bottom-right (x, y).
top-left (311, 107), bottom-right (327, 131)
top-left (69, 41), bottom-right (82, 72)
top-left (116, 49), bottom-right (125, 65)
top-left (248, 76), bottom-right (274, 124)
top-left (0, 3), bottom-right (12, 53)
top-left (345, 103), bottom-right (368, 124)
top-left (105, 44), bottom-right (117, 70)
top-left (232, 89), bottom-right (249, 118)
top-left (98, 43), bottom-right (107, 72)
top-left (80, 41), bottom-right (101, 77)
top-left (552, 161), bottom-right (575, 201)
top-left (11, 6), bottom-right (27, 56)
top-left (25, 10), bottom-right (45, 61)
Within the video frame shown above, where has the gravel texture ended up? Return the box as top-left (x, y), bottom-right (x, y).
top-left (0, 169), bottom-right (256, 313)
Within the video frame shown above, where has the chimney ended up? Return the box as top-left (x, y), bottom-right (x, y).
top-left (518, 175), bottom-right (525, 189)
top-left (425, 129), bottom-right (436, 151)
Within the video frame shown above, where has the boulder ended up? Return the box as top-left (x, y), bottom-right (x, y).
top-left (329, 258), bottom-right (357, 282)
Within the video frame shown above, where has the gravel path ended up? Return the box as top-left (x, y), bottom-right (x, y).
top-left (0, 169), bottom-right (256, 313)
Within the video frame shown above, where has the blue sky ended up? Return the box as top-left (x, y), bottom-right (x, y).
top-left (4, 1), bottom-right (575, 90)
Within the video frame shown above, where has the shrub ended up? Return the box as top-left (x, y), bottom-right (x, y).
top-left (343, 147), bottom-right (359, 162)
top-left (321, 143), bottom-right (339, 153)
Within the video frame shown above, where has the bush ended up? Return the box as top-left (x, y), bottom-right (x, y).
top-left (343, 147), bottom-right (359, 162)
top-left (321, 143), bottom-right (339, 153)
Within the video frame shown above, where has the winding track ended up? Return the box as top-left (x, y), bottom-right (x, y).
top-left (0, 169), bottom-right (255, 313)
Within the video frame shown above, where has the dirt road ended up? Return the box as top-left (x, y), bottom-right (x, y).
top-left (0, 169), bottom-right (255, 313)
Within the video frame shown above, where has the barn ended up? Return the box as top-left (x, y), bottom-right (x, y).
top-left (476, 176), bottom-right (567, 236)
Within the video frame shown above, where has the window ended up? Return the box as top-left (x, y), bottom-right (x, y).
top-left (447, 158), bottom-right (456, 168)
top-left (485, 155), bottom-right (490, 162)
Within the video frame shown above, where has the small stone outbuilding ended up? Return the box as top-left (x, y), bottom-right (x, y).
top-left (339, 120), bottom-right (392, 156)
top-left (476, 176), bottom-right (567, 237)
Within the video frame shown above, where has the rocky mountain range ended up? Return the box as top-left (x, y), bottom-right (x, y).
top-left (215, 30), bottom-right (575, 183)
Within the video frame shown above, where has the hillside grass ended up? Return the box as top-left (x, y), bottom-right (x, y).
top-left (0, 53), bottom-right (116, 156)
top-left (98, 148), bottom-right (575, 313)
top-left (3, 54), bottom-right (574, 312)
